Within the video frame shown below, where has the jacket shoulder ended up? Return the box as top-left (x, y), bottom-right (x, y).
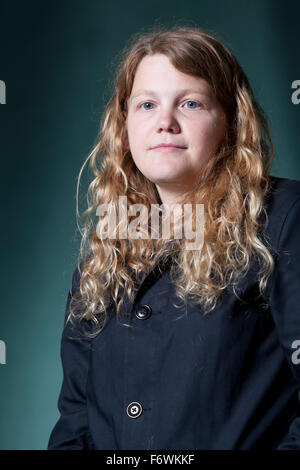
top-left (263, 175), bottom-right (300, 247)
top-left (266, 175), bottom-right (300, 209)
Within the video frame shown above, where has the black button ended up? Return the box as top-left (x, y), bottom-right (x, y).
top-left (135, 304), bottom-right (152, 320)
top-left (126, 402), bottom-right (143, 418)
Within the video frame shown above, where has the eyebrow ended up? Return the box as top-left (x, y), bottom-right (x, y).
top-left (128, 88), bottom-right (210, 103)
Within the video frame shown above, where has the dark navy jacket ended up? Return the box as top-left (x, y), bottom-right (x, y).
top-left (48, 176), bottom-right (300, 450)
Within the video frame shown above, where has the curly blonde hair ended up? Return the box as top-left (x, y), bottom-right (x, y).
top-left (67, 25), bottom-right (275, 338)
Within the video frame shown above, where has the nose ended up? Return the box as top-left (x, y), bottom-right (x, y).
top-left (156, 106), bottom-right (180, 134)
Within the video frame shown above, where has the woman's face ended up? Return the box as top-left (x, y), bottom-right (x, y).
top-left (125, 54), bottom-right (227, 193)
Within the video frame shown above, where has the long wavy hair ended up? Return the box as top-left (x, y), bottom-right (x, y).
top-left (67, 25), bottom-right (275, 338)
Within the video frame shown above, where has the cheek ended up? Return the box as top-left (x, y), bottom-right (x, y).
top-left (192, 119), bottom-right (225, 148)
top-left (128, 121), bottom-right (148, 150)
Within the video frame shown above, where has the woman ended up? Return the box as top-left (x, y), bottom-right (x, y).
top-left (48, 26), bottom-right (300, 450)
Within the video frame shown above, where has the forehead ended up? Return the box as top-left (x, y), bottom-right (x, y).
top-left (129, 54), bottom-right (213, 98)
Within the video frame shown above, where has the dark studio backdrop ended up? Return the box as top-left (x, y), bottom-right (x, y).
top-left (0, 0), bottom-right (299, 450)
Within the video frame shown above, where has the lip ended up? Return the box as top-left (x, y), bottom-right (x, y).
top-left (150, 143), bottom-right (187, 151)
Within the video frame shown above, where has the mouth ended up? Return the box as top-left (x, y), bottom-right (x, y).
top-left (150, 144), bottom-right (187, 152)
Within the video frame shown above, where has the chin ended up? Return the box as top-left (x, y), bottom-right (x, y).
top-left (145, 169), bottom-right (186, 183)
top-left (145, 172), bottom-right (180, 182)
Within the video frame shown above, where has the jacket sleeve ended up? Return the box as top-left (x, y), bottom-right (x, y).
top-left (268, 197), bottom-right (300, 450)
top-left (47, 266), bottom-right (95, 450)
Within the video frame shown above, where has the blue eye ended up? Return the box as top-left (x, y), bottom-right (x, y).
top-left (140, 102), bottom-right (154, 110)
top-left (184, 101), bottom-right (201, 109)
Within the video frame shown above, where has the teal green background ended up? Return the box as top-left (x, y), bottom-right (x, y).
top-left (0, 0), bottom-right (299, 450)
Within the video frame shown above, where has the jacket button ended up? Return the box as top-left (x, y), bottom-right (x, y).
top-left (135, 304), bottom-right (152, 320)
top-left (126, 402), bottom-right (143, 418)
